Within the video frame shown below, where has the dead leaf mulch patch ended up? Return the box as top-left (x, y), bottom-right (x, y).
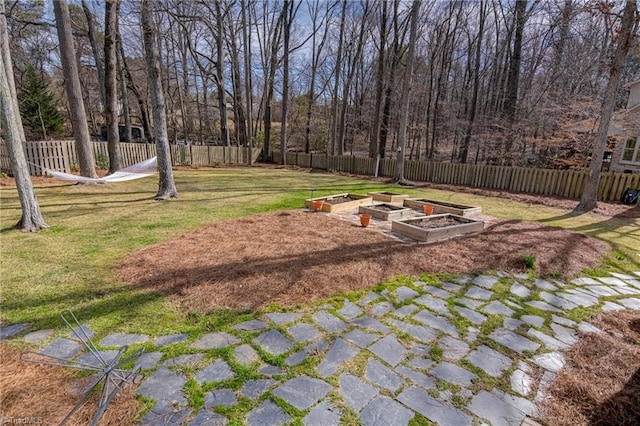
top-left (0, 344), bottom-right (142, 425)
top-left (539, 310), bottom-right (640, 426)
top-left (118, 209), bottom-right (609, 313)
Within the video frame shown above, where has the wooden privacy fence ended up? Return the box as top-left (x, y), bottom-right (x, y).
top-left (0, 141), bottom-right (261, 175)
top-left (272, 151), bottom-right (640, 202)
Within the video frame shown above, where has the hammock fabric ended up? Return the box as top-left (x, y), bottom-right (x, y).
top-left (45, 157), bottom-right (157, 183)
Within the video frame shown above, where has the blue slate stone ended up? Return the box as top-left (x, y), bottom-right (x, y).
top-left (136, 367), bottom-right (187, 404)
top-left (191, 332), bottom-right (240, 350)
top-left (387, 318), bottom-right (438, 343)
top-left (468, 389), bottom-right (534, 426)
top-left (163, 353), bottom-right (204, 367)
top-left (396, 286), bottom-right (420, 302)
top-left (241, 379), bottom-right (277, 399)
top-left (233, 344), bottom-right (261, 365)
top-left (288, 323), bottom-right (322, 342)
top-left (41, 338), bottom-right (83, 359)
top-left (438, 336), bottom-right (470, 360)
top-left (285, 339), bottom-right (328, 367)
top-left (413, 310), bottom-right (459, 337)
top-left (464, 286), bottom-right (493, 300)
top-left (134, 351), bottom-right (163, 370)
top-left (472, 275), bottom-right (499, 289)
top-left (232, 319), bottom-right (268, 331)
top-left (422, 285), bottom-right (452, 299)
top-left (368, 335), bottom-right (406, 367)
top-left (339, 373), bottom-right (378, 412)
top-left (483, 300), bottom-right (516, 316)
top-left (398, 387), bottom-right (472, 426)
top-left (392, 304), bottom-right (418, 318)
top-left (188, 410), bottom-right (227, 426)
top-left (343, 329), bottom-right (379, 348)
top-left (253, 329), bottom-right (293, 355)
top-left (303, 400), bottom-right (341, 426)
top-left (140, 400), bottom-right (191, 425)
top-left (195, 360), bottom-right (235, 384)
top-left (394, 365), bottom-right (436, 389)
top-left (69, 324), bottom-right (93, 340)
top-left (76, 350), bottom-right (120, 368)
top-left (360, 396), bottom-right (414, 426)
top-left (316, 338), bottom-right (359, 378)
top-left (272, 376), bottom-right (332, 410)
top-left (313, 310), bottom-right (347, 333)
top-left (351, 315), bottom-right (390, 333)
top-left (467, 345), bottom-right (512, 377)
top-left (489, 329), bottom-right (540, 354)
top-left (155, 333), bottom-right (189, 347)
top-left (23, 329), bottom-right (54, 344)
top-left (359, 292), bottom-right (382, 306)
top-left (365, 358), bottom-right (403, 392)
top-left (521, 315), bottom-right (545, 327)
top-left (370, 301), bottom-right (394, 317)
top-left (247, 400), bottom-right (291, 426)
top-left (414, 295), bottom-right (449, 315)
top-left (100, 333), bottom-right (149, 346)
top-left (454, 306), bottom-right (487, 325)
top-left (430, 362), bottom-right (477, 387)
top-left (265, 313), bottom-right (302, 325)
top-left (204, 389), bottom-right (237, 408)
top-left (338, 300), bottom-right (364, 320)
top-left (0, 323), bottom-right (30, 340)
top-left (259, 364), bottom-right (287, 377)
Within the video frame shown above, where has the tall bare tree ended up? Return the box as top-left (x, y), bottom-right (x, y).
top-left (577, 0), bottom-right (637, 211)
top-left (53, 0), bottom-right (97, 178)
top-left (141, 0), bottom-right (178, 200)
top-left (0, 1), bottom-right (47, 231)
top-left (104, 0), bottom-right (122, 173)
top-left (242, 0), bottom-right (253, 164)
top-left (395, 0), bottom-right (420, 183)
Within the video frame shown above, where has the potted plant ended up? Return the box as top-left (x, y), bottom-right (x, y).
top-left (359, 213), bottom-right (372, 227)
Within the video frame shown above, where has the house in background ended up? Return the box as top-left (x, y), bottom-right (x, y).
top-left (610, 79), bottom-right (640, 173)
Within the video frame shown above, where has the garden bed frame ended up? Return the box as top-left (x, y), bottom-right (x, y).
top-left (391, 214), bottom-right (484, 243)
top-left (358, 203), bottom-right (413, 221)
top-left (305, 193), bottom-right (373, 213)
top-left (403, 198), bottom-right (482, 217)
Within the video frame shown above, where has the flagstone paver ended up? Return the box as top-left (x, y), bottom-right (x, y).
top-left (155, 333), bottom-right (189, 347)
top-left (0, 323), bottom-right (30, 339)
top-left (15, 270), bottom-right (640, 425)
top-left (191, 332), bottom-right (240, 349)
top-left (273, 376), bottom-right (332, 410)
top-left (338, 300), bottom-right (364, 320)
top-left (368, 334), bottom-right (406, 366)
top-left (360, 396), bottom-right (415, 426)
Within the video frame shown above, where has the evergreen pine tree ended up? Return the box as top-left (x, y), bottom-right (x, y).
top-left (18, 64), bottom-right (64, 139)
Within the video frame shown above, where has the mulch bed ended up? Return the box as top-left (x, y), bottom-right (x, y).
top-left (539, 310), bottom-right (640, 425)
top-left (118, 209), bottom-right (609, 313)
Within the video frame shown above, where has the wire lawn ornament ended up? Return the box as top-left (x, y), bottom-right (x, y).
top-left (20, 311), bottom-right (144, 426)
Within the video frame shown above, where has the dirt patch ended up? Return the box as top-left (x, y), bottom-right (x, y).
top-left (539, 310), bottom-right (640, 425)
top-left (118, 209), bottom-right (609, 313)
top-left (415, 216), bottom-right (461, 229)
top-left (0, 344), bottom-right (142, 425)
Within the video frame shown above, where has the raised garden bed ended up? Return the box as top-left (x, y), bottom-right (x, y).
top-left (368, 191), bottom-right (408, 203)
top-left (391, 214), bottom-right (484, 243)
top-left (403, 198), bottom-right (482, 217)
top-left (358, 203), bottom-right (413, 221)
top-left (304, 193), bottom-right (373, 213)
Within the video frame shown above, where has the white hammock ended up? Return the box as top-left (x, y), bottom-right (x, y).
top-left (45, 157), bottom-right (157, 183)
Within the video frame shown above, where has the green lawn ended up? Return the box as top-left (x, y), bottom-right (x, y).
top-left (1, 166), bottom-right (638, 337)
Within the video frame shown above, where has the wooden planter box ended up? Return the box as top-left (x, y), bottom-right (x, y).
top-left (403, 198), bottom-right (482, 217)
top-left (391, 214), bottom-right (484, 243)
top-left (359, 203), bottom-right (412, 221)
top-left (304, 193), bottom-right (373, 213)
top-left (368, 191), bottom-right (408, 203)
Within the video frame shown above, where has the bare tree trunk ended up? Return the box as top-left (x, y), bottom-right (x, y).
top-left (504, 0), bottom-right (526, 121)
top-left (81, 0), bottom-right (106, 108)
top-left (215, 2), bottom-right (229, 148)
top-left (577, 0), bottom-right (636, 212)
top-left (329, 0), bottom-right (346, 156)
top-left (53, 0), bottom-right (97, 178)
top-left (263, 5), bottom-right (285, 162)
top-left (395, 0), bottom-right (420, 183)
top-left (242, 0), bottom-right (253, 164)
top-left (369, 0), bottom-right (387, 159)
top-left (141, 0), bottom-right (178, 200)
top-left (0, 2), bottom-right (47, 231)
top-left (460, 0), bottom-right (486, 164)
top-left (104, 0), bottom-right (122, 173)
top-left (279, 0), bottom-right (293, 165)
top-left (116, 34), bottom-right (132, 142)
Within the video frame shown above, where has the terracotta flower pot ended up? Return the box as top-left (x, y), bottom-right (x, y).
top-left (423, 205), bottom-right (434, 215)
top-left (312, 200), bottom-right (324, 211)
top-left (359, 213), bottom-right (371, 227)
